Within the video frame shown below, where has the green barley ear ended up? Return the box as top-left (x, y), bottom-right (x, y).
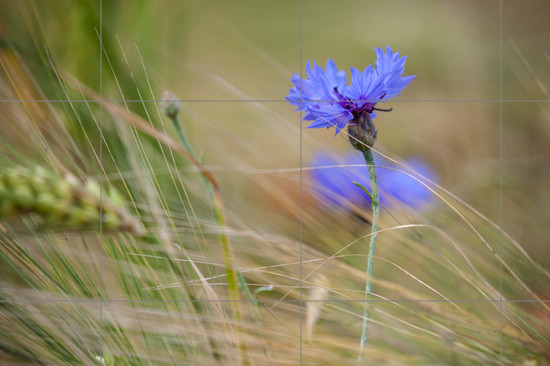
top-left (0, 165), bottom-right (143, 235)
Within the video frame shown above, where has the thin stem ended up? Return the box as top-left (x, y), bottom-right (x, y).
top-left (169, 115), bottom-right (242, 301)
top-left (172, 115), bottom-right (197, 158)
top-left (358, 148), bottom-right (380, 361)
top-left (168, 114), bottom-right (250, 365)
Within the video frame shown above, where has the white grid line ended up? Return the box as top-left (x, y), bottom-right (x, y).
top-left (99, 0), bottom-right (104, 364)
top-left (499, 0), bottom-right (504, 364)
top-left (1, 99), bottom-right (550, 103)
top-left (0, 1), bottom-right (545, 364)
top-left (0, 299), bottom-right (547, 304)
top-left (299, 1), bottom-right (303, 363)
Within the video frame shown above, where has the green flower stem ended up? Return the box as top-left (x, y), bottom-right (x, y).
top-left (169, 113), bottom-right (255, 365)
top-left (169, 115), bottom-right (242, 304)
top-left (358, 148), bottom-right (380, 360)
top-left (172, 115), bottom-right (197, 158)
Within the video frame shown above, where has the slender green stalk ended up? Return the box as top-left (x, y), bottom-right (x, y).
top-left (172, 115), bottom-right (197, 158)
top-left (358, 148), bottom-right (380, 361)
top-left (169, 114), bottom-right (241, 304)
top-left (166, 110), bottom-right (252, 364)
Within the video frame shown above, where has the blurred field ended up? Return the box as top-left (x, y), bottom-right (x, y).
top-left (0, 0), bottom-right (549, 365)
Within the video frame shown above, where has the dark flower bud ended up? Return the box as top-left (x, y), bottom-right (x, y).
top-left (348, 114), bottom-right (377, 152)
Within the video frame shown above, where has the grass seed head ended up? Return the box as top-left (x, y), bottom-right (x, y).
top-left (0, 165), bottom-right (142, 235)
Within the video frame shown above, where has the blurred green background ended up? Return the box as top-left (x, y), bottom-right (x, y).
top-left (1, 0), bottom-right (549, 364)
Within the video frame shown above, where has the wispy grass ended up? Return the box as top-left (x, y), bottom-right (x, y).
top-left (0, 2), bottom-right (549, 365)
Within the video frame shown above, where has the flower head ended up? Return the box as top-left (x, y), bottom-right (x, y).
top-left (309, 151), bottom-right (437, 210)
top-left (286, 46), bottom-right (414, 140)
top-left (159, 91), bottom-right (181, 119)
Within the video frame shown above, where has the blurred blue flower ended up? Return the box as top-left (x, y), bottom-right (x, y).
top-left (309, 151), bottom-right (437, 210)
top-left (286, 46), bottom-right (414, 135)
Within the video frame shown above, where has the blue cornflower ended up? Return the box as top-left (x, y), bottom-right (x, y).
top-left (309, 151), bottom-right (437, 210)
top-left (286, 46), bottom-right (414, 139)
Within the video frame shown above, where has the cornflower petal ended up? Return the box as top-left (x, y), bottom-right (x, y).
top-left (287, 47), bottom-right (413, 135)
top-left (309, 151), bottom-right (438, 210)
top-left (346, 66), bottom-right (386, 102)
top-left (324, 59), bottom-right (347, 93)
top-left (306, 104), bottom-right (353, 135)
top-left (286, 60), bottom-right (338, 109)
top-left (374, 46), bottom-right (416, 100)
